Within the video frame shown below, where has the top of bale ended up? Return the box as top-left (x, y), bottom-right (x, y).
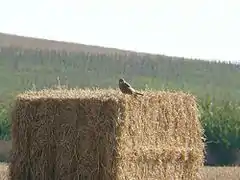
top-left (16, 88), bottom-right (121, 100)
top-left (16, 88), bottom-right (195, 102)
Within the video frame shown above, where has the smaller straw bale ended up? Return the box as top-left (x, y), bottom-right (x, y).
top-left (9, 88), bottom-right (204, 180)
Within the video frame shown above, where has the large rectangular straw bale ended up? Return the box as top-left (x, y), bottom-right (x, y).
top-left (10, 88), bottom-right (204, 180)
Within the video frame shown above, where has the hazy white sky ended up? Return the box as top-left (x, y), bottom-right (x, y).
top-left (0, 0), bottom-right (240, 62)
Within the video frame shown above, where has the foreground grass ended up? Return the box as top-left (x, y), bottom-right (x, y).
top-left (0, 163), bottom-right (240, 180)
top-left (199, 166), bottom-right (240, 180)
top-left (0, 163), bottom-right (8, 180)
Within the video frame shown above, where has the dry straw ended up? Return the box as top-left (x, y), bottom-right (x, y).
top-left (9, 88), bottom-right (204, 180)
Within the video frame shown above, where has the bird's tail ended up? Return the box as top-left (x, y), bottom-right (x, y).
top-left (135, 92), bottom-right (143, 96)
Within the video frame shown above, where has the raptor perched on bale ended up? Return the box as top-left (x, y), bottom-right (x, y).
top-left (118, 78), bottom-right (143, 96)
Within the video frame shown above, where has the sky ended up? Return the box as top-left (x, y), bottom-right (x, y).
top-left (0, 0), bottom-right (240, 62)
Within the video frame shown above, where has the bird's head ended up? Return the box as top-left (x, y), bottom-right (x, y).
top-left (119, 78), bottom-right (125, 84)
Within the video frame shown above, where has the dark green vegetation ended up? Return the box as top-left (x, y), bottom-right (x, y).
top-left (200, 99), bottom-right (240, 165)
top-left (0, 33), bottom-right (240, 165)
top-left (0, 105), bottom-right (9, 141)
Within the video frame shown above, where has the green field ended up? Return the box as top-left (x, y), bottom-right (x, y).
top-left (0, 44), bottom-right (240, 165)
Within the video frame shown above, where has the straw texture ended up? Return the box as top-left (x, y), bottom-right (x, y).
top-left (9, 88), bottom-right (204, 180)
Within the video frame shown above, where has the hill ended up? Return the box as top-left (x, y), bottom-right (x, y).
top-left (0, 32), bottom-right (240, 103)
top-left (0, 32), bottom-right (150, 55)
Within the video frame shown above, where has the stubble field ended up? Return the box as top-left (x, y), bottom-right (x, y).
top-left (0, 163), bottom-right (239, 180)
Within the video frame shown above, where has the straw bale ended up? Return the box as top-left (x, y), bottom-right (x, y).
top-left (9, 88), bottom-right (204, 180)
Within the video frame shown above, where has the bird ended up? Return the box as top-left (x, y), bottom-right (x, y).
top-left (118, 78), bottom-right (143, 96)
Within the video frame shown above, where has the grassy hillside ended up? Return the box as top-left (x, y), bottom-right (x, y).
top-left (0, 33), bottom-right (240, 165)
top-left (0, 40), bottom-right (239, 102)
